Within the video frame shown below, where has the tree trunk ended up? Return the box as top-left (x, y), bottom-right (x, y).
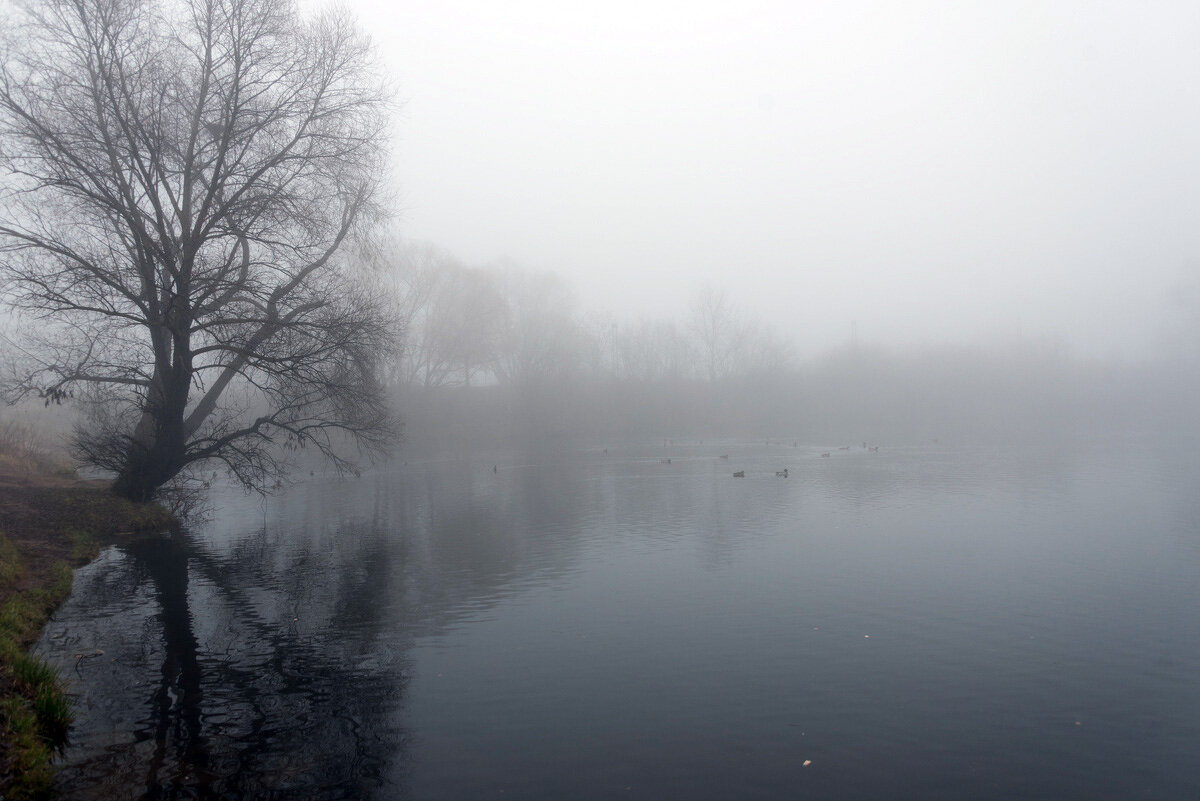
top-left (111, 422), bottom-right (186, 502)
top-left (111, 362), bottom-right (192, 502)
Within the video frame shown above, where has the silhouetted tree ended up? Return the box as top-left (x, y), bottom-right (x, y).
top-left (0, 0), bottom-right (396, 500)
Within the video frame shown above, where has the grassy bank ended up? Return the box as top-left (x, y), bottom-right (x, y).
top-left (0, 431), bottom-right (173, 799)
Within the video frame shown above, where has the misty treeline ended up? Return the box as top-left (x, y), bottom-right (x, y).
top-left (372, 240), bottom-right (791, 387)
top-left (373, 240), bottom-right (1180, 450)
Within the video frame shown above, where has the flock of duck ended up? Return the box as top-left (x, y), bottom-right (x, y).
top-left (731, 468), bottom-right (789, 478)
top-left (642, 441), bottom-right (882, 479)
top-left (728, 442), bottom-right (880, 478)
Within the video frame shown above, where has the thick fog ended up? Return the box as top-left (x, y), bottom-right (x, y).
top-left (355, 0), bottom-right (1200, 360)
top-left (3, 0), bottom-right (1199, 457)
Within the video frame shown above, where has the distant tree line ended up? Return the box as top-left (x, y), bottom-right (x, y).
top-left (374, 239), bottom-right (795, 392)
top-left (374, 239), bottom-right (1162, 450)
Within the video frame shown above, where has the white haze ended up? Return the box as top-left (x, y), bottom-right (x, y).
top-left (339, 0), bottom-right (1200, 360)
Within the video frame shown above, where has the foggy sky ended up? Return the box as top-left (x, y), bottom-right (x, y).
top-left (342, 2), bottom-right (1197, 357)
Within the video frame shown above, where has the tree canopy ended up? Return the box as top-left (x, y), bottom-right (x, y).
top-left (0, 0), bottom-right (398, 500)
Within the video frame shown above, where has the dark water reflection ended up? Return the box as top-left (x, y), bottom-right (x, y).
top-left (37, 438), bottom-right (1200, 800)
top-left (41, 524), bottom-right (406, 799)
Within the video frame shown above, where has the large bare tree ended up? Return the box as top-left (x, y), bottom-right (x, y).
top-left (0, 0), bottom-right (398, 500)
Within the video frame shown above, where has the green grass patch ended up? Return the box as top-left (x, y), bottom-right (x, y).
top-left (11, 654), bottom-right (58, 692)
top-left (1, 593), bottom-right (46, 664)
top-left (0, 553), bottom-right (73, 796)
top-left (0, 537), bottom-right (78, 798)
top-left (66, 530), bottom-right (98, 563)
top-left (1, 697), bottom-right (56, 800)
top-left (0, 537), bottom-right (57, 797)
top-left (0, 581), bottom-right (72, 655)
top-left (30, 679), bottom-right (72, 745)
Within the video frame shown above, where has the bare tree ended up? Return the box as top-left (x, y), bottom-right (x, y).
top-left (616, 318), bottom-right (696, 383)
top-left (733, 319), bottom-right (796, 377)
top-left (429, 266), bottom-right (507, 387)
top-left (0, 0), bottom-right (397, 500)
top-left (493, 266), bottom-right (583, 389)
top-left (690, 287), bottom-right (740, 383)
top-left (362, 237), bottom-right (450, 387)
top-left (382, 241), bottom-right (507, 389)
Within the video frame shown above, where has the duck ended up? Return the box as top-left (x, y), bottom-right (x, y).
top-left (820, 452), bottom-right (830, 458)
top-left (733, 470), bottom-right (745, 478)
top-left (776, 468), bottom-right (789, 477)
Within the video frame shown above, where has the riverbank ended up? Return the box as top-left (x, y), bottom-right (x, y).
top-left (0, 455), bottom-right (172, 799)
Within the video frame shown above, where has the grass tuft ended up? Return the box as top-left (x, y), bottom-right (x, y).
top-left (1, 697), bottom-right (55, 799)
top-left (0, 538), bottom-right (78, 798)
top-left (11, 654), bottom-right (59, 693)
top-left (31, 681), bottom-right (72, 745)
top-left (66, 530), bottom-right (97, 563)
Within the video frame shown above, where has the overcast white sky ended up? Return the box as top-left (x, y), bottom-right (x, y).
top-left (347, 0), bottom-right (1200, 358)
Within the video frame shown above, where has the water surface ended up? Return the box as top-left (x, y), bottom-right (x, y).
top-left (38, 438), bottom-right (1200, 799)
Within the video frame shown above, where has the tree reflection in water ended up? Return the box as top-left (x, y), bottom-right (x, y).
top-left (39, 524), bottom-right (408, 800)
top-left (37, 456), bottom-right (613, 799)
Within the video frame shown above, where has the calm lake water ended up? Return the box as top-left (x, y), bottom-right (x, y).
top-left (36, 437), bottom-right (1200, 800)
